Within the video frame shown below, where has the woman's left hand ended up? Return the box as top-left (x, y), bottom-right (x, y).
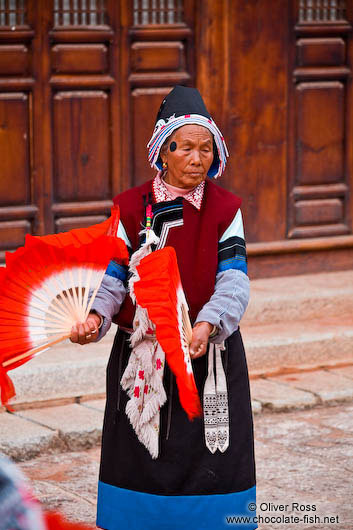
top-left (189, 321), bottom-right (213, 359)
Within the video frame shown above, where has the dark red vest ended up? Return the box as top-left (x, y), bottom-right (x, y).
top-left (113, 178), bottom-right (241, 327)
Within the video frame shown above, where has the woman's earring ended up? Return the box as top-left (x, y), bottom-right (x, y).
top-left (162, 162), bottom-right (168, 169)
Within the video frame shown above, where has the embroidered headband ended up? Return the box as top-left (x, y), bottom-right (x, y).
top-left (147, 86), bottom-right (229, 179)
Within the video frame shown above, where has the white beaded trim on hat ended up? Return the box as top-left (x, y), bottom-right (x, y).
top-left (147, 114), bottom-right (229, 179)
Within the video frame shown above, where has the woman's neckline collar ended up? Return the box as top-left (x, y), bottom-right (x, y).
top-left (152, 172), bottom-right (205, 210)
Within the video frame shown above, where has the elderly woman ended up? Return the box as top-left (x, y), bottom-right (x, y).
top-left (71, 86), bottom-right (257, 530)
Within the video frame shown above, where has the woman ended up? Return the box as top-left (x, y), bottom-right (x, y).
top-left (71, 86), bottom-right (257, 530)
top-left (0, 454), bottom-right (94, 530)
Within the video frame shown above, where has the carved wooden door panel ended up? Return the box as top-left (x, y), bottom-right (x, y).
top-left (121, 0), bottom-right (195, 188)
top-left (195, 0), bottom-right (353, 277)
top-left (0, 0), bottom-right (123, 263)
top-left (288, 1), bottom-right (352, 240)
top-left (0, 0), bottom-right (352, 278)
top-left (0, 0), bottom-right (33, 262)
top-left (39, 0), bottom-right (121, 237)
top-left (0, 0), bottom-right (196, 263)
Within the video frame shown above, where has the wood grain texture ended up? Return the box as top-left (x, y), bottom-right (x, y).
top-left (131, 42), bottom-right (185, 72)
top-left (297, 38), bottom-right (345, 66)
top-left (49, 75), bottom-right (115, 88)
top-left (197, 0), bottom-right (289, 243)
top-left (132, 88), bottom-right (169, 187)
top-left (346, 0), bottom-right (353, 243)
top-left (0, 0), bottom-right (351, 277)
top-left (49, 30), bottom-right (114, 43)
top-left (293, 66), bottom-right (350, 80)
top-left (288, 2), bottom-right (352, 246)
top-left (52, 200), bottom-right (113, 216)
top-left (0, 44), bottom-right (29, 75)
top-left (0, 92), bottom-right (30, 206)
top-left (293, 183), bottom-right (347, 200)
top-left (247, 235), bottom-right (353, 255)
top-left (55, 215), bottom-right (107, 233)
top-left (52, 44), bottom-right (108, 74)
top-left (296, 83), bottom-right (344, 185)
top-left (0, 205), bottom-right (37, 221)
top-left (248, 246), bottom-right (353, 279)
top-left (126, 3), bottom-right (194, 189)
top-left (29, 0), bottom-right (53, 235)
top-left (289, 223), bottom-right (349, 239)
top-left (294, 198), bottom-right (343, 225)
top-left (53, 91), bottom-right (110, 202)
top-left (0, 77), bottom-right (34, 89)
top-left (0, 220), bottom-right (31, 249)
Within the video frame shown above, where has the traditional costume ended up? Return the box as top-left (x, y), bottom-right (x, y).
top-left (93, 87), bottom-right (257, 530)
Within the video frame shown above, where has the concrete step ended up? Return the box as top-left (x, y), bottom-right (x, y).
top-left (2, 271), bottom-right (352, 410)
top-left (242, 315), bottom-right (353, 375)
top-left (0, 400), bottom-right (105, 461)
top-left (243, 270), bottom-right (353, 325)
top-left (2, 367), bottom-right (353, 462)
top-left (6, 328), bottom-right (115, 408)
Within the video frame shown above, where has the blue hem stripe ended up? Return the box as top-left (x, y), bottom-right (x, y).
top-left (97, 481), bottom-right (257, 530)
top-left (217, 257), bottom-right (248, 275)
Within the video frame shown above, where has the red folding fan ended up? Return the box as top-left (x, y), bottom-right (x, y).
top-left (0, 208), bottom-right (128, 406)
top-left (133, 246), bottom-right (202, 420)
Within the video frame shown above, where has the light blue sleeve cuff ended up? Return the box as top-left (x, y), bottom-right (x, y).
top-left (194, 269), bottom-right (250, 344)
top-left (90, 274), bottom-right (127, 340)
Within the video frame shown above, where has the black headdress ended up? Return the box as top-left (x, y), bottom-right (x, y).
top-left (147, 86), bottom-right (228, 178)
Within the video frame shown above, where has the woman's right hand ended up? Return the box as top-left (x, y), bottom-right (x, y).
top-left (70, 312), bottom-right (102, 345)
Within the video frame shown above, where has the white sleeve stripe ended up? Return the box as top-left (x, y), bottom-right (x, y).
top-left (117, 220), bottom-right (132, 248)
top-left (219, 242), bottom-right (246, 253)
top-left (219, 209), bottom-right (244, 242)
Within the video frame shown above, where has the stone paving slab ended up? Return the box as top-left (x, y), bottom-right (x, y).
top-left (255, 404), bottom-right (353, 529)
top-left (6, 322), bottom-right (352, 412)
top-left (8, 327), bottom-right (115, 406)
top-left (80, 399), bottom-right (106, 412)
top-left (21, 449), bottom-right (100, 528)
top-left (243, 269), bottom-right (353, 325)
top-left (250, 378), bottom-right (318, 410)
top-left (17, 403), bottom-right (353, 530)
top-left (243, 316), bottom-right (353, 373)
top-left (4, 308), bottom-right (352, 412)
top-left (0, 411), bottom-right (64, 461)
top-left (270, 370), bottom-right (353, 403)
top-left (328, 365), bottom-right (353, 380)
top-left (2, 270), bottom-right (352, 415)
top-left (52, 397), bottom-right (263, 418)
top-left (251, 400), bottom-right (262, 414)
top-left (2, 370), bottom-right (351, 462)
top-left (17, 403), bottom-right (104, 451)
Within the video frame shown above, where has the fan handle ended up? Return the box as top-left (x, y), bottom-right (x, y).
top-left (2, 334), bottom-right (71, 369)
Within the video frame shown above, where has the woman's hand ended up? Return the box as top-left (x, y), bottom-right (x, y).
top-left (189, 321), bottom-right (213, 359)
top-left (70, 312), bottom-right (102, 345)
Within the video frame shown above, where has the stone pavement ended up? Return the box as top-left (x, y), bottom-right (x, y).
top-left (1, 365), bottom-right (352, 529)
top-left (16, 402), bottom-right (353, 530)
top-left (7, 270), bottom-right (353, 410)
top-left (1, 365), bottom-right (353, 462)
top-left (1, 269), bottom-right (352, 527)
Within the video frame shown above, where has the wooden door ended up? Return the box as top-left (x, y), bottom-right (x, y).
top-left (195, 0), bottom-right (353, 277)
top-left (0, 0), bottom-right (196, 262)
top-left (1, 0), bottom-right (352, 279)
top-left (0, 0), bottom-right (121, 263)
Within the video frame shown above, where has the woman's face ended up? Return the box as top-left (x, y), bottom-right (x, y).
top-left (161, 124), bottom-right (214, 189)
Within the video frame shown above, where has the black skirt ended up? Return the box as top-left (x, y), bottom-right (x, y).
top-left (97, 329), bottom-right (257, 530)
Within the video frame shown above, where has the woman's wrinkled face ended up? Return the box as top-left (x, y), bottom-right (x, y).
top-left (161, 124), bottom-right (214, 189)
